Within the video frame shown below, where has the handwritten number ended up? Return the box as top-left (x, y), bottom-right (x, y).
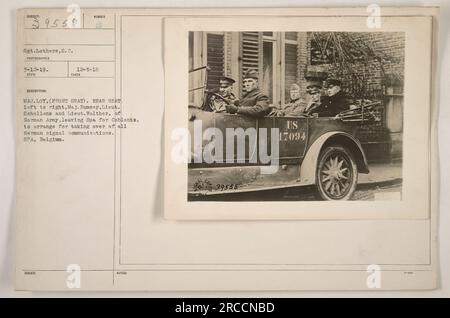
top-left (215, 184), bottom-right (239, 191)
top-left (31, 18), bottom-right (39, 29)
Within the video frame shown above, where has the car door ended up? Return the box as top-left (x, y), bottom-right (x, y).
top-left (189, 110), bottom-right (258, 166)
top-left (257, 116), bottom-right (308, 164)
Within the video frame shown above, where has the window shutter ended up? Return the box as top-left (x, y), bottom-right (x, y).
top-left (206, 33), bottom-right (225, 90)
top-left (241, 32), bottom-right (262, 80)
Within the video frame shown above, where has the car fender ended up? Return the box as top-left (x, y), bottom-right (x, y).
top-left (299, 131), bottom-right (369, 185)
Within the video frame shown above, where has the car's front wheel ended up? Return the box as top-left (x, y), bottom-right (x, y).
top-left (315, 145), bottom-right (358, 200)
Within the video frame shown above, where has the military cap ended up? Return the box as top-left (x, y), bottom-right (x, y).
top-left (305, 70), bottom-right (328, 82)
top-left (219, 76), bottom-right (235, 84)
top-left (325, 78), bottom-right (342, 87)
top-left (306, 80), bottom-right (323, 90)
top-left (243, 68), bottom-right (259, 80)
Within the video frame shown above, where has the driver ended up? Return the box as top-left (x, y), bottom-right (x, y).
top-left (204, 76), bottom-right (238, 113)
top-left (225, 69), bottom-right (270, 118)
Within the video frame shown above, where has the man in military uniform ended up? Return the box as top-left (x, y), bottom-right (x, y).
top-left (225, 69), bottom-right (270, 118)
top-left (304, 80), bottom-right (324, 116)
top-left (270, 84), bottom-right (308, 117)
top-left (313, 78), bottom-right (354, 117)
top-left (203, 76), bottom-right (238, 113)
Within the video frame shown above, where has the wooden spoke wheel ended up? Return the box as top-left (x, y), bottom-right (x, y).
top-left (315, 145), bottom-right (358, 200)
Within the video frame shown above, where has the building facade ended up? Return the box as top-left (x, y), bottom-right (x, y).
top-left (188, 31), bottom-right (405, 162)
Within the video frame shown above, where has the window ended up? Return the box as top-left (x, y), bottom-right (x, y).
top-left (284, 33), bottom-right (298, 102)
top-left (188, 32), bottom-right (225, 106)
top-left (240, 32), bottom-right (299, 106)
top-left (189, 32), bottom-right (302, 108)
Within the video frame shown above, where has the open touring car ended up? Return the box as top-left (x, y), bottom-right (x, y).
top-left (187, 70), bottom-right (379, 201)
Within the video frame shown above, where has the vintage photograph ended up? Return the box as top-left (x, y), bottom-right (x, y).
top-left (187, 31), bottom-right (405, 201)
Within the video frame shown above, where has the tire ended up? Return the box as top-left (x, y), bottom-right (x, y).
top-left (315, 145), bottom-right (358, 200)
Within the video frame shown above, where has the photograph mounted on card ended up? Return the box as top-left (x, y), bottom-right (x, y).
top-left (15, 7), bottom-right (438, 292)
top-left (164, 16), bottom-right (432, 220)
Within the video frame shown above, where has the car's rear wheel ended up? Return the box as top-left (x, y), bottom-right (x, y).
top-left (315, 145), bottom-right (358, 200)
